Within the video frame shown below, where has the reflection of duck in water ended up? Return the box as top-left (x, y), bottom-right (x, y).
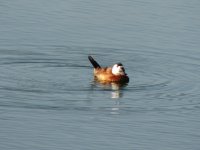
top-left (88, 56), bottom-right (129, 84)
top-left (92, 80), bottom-right (128, 98)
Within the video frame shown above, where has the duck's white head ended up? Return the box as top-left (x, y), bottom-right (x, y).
top-left (112, 63), bottom-right (126, 75)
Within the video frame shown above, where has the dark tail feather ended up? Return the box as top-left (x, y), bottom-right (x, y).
top-left (88, 56), bottom-right (101, 68)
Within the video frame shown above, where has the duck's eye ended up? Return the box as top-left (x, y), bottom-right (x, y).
top-left (121, 67), bottom-right (125, 72)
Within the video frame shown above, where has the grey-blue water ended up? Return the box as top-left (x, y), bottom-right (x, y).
top-left (0, 0), bottom-right (200, 149)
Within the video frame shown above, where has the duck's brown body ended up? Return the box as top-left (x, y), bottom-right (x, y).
top-left (88, 56), bottom-right (129, 83)
top-left (94, 67), bottom-right (129, 83)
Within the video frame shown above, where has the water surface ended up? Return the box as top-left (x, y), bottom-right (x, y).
top-left (0, 0), bottom-right (200, 150)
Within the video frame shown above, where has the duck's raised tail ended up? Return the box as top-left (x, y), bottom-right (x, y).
top-left (88, 56), bottom-right (101, 68)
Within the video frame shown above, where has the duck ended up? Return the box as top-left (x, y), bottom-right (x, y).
top-left (88, 56), bottom-right (129, 83)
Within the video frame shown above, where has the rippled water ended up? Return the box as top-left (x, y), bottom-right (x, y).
top-left (0, 0), bottom-right (200, 150)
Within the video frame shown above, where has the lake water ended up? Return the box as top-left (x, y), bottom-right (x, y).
top-left (0, 0), bottom-right (200, 149)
